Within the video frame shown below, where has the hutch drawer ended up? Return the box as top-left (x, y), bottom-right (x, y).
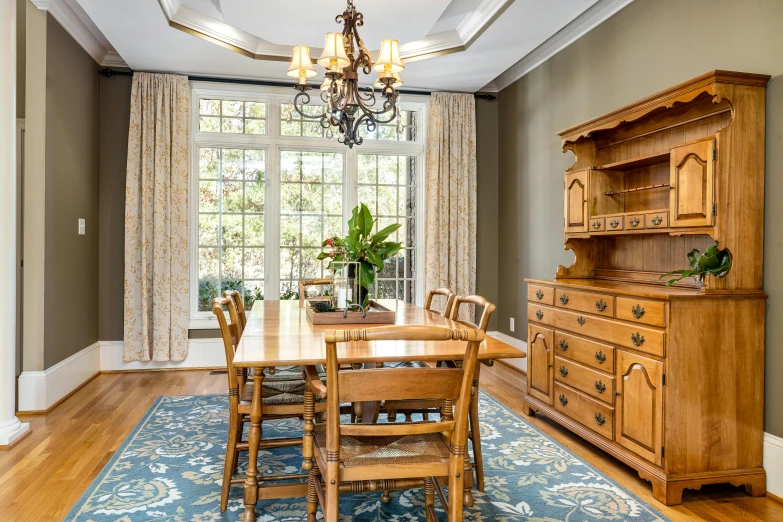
top-left (528, 284), bottom-right (554, 306)
top-left (606, 215), bottom-right (624, 231)
top-left (555, 355), bottom-right (615, 404)
top-left (590, 217), bottom-right (605, 232)
top-left (554, 331), bottom-right (615, 372)
top-left (528, 304), bottom-right (665, 357)
top-left (626, 214), bottom-right (644, 230)
top-left (644, 211), bottom-right (668, 229)
top-left (554, 382), bottom-right (614, 440)
top-left (554, 288), bottom-right (614, 316)
top-left (616, 296), bottom-right (666, 327)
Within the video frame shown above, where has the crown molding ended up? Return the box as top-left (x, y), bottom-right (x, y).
top-left (488, 0), bottom-right (636, 92)
top-left (30, 0), bottom-right (127, 68)
top-left (457, 0), bottom-right (513, 47)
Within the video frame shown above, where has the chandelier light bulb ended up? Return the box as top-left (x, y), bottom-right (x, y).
top-left (318, 33), bottom-right (351, 72)
top-left (374, 72), bottom-right (403, 89)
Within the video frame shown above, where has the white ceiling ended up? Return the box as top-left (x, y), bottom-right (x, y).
top-left (68, 0), bottom-right (612, 92)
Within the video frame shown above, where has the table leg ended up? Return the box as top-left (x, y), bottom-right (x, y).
top-left (360, 362), bottom-right (380, 424)
top-left (242, 367), bottom-right (265, 522)
top-left (470, 363), bottom-right (485, 491)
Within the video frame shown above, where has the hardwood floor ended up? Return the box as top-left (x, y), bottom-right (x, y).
top-left (0, 366), bottom-right (780, 521)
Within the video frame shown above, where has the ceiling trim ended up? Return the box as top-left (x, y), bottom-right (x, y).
top-left (158, 0), bottom-right (513, 65)
top-left (486, 0), bottom-right (636, 92)
top-left (30, 0), bottom-right (127, 67)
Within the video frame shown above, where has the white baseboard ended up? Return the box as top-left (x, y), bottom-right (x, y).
top-left (17, 342), bottom-right (100, 412)
top-left (765, 431), bottom-right (783, 498)
top-left (487, 331), bottom-right (527, 373)
top-left (99, 339), bottom-right (225, 372)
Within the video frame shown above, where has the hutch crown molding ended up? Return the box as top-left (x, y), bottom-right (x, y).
top-left (523, 71), bottom-right (770, 505)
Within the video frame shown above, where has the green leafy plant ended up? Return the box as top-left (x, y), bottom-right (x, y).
top-left (659, 242), bottom-right (731, 287)
top-left (317, 203), bottom-right (403, 307)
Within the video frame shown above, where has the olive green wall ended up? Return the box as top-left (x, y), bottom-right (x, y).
top-left (495, 0), bottom-right (783, 437)
top-left (16, 0), bottom-right (25, 118)
top-left (42, 14), bottom-right (100, 368)
top-left (475, 98), bottom-right (499, 331)
top-left (98, 73), bottom-right (132, 342)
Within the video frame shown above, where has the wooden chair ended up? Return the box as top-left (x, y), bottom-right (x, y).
top-left (212, 297), bottom-right (327, 512)
top-left (382, 295), bottom-right (496, 499)
top-left (303, 325), bottom-right (484, 522)
top-left (222, 290), bottom-right (247, 333)
top-left (424, 288), bottom-right (456, 317)
top-left (298, 278), bottom-right (332, 307)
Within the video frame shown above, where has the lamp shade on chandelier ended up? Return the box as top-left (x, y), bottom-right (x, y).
top-left (287, 0), bottom-right (405, 147)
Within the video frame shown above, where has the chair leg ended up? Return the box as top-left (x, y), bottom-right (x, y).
top-left (302, 390), bottom-right (315, 470)
top-left (307, 467), bottom-right (320, 522)
top-left (424, 477), bottom-right (435, 522)
top-left (325, 472), bottom-right (340, 522)
top-left (221, 410), bottom-right (239, 512)
top-left (387, 409), bottom-right (397, 422)
top-left (469, 389), bottom-right (485, 491)
top-left (448, 455), bottom-right (465, 521)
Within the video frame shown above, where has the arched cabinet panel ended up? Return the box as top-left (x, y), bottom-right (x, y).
top-left (527, 325), bottom-right (554, 405)
top-left (670, 139), bottom-right (714, 227)
top-left (565, 170), bottom-right (588, 233)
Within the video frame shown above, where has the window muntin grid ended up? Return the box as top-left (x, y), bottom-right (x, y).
top-left (199, 99), bottom-right (267, 135)
top-left (197, 147), bottom-right (266, 311)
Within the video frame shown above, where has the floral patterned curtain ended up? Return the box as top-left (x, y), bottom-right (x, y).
top-left (124, 73), bottom-right (190, 361)
top-left (424, 93), bottom-right (477, 320)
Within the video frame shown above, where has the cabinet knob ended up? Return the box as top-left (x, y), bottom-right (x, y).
top-left (614, 391), bottom-right (621, 396)
top-left (592, 221), bottom-right (601, 230)
top-left (651, 215), bottom-right (663, 226)
top-left (559, 394), bottom-right (568, 406)
top-left (631, 332), bottom-right (645, 346)
top-left (548, 364), bottom-right (553, 368)
top-left (631, 304), bottom-right (645, 319)
top-left (629, 217), bottom-right (640, 228)
top-left (595, 299), bottom-right (607, 312)
top-left (594, 412), bottom-right (606, 426)
top-left (577, 316), bottom-right (586, 326)
top-left (609, 219), bottom-right (620, 229)
top-left (595, 380), bottom-right (606, 394)
top-left (559, 339), bottom-right (568, 351)
top-left (595, 351), bottom-right (606, 364)
top-left (536, 309), bottom-right (544, 320)
top-left (535, 290), bottom-right (544, 300)
top-left (559, 293), bottom-right (569, 305)
top-left (559, 365), bottom-right (568, 378)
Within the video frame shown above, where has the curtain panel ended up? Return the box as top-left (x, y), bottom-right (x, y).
top-left (424, 93), bottom-right (477, 319)
top-left (124, 73), bottom-right (190, 362)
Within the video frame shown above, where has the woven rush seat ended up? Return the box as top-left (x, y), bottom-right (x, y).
top-left (241, 379), bottom-right (310, 405)
top-left (314, 429), bottom-right (450, 468)
top-left (264, 365), bottom-right (325, 381)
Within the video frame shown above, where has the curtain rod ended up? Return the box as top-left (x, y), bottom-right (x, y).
top-left (97, 68), bottom-right (497, 100)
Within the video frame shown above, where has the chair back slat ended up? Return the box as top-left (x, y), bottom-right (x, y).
top-left (212, 297), bottom-right (242, 395)
top-left (337, 368), bottom-right (463, 403)
top-left (223, 290), bottom-right (247, 331)
top-left (424, 288), bottom-right (455, 317)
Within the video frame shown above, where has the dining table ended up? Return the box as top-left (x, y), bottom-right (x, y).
top-left (232, 299), bottom-right (526, 522)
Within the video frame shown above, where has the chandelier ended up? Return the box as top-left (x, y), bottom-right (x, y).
top-left (287, 0), bottom-right (405, 148)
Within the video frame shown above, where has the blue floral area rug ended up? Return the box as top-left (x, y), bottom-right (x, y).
top-left (65, 393), bottom-right (669, 521)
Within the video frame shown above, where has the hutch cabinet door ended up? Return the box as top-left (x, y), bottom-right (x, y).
top-left (670, 139), bottom-right (715, 227)
top-left (564, 170), bottom-right (589, 233)
top-left (527, 324), bottom-right (555, 405)
top-left (615, 350), bottom-right (664, 466)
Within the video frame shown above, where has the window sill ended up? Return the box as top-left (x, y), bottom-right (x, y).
top-left (189, 317), bottom-right (220, 330)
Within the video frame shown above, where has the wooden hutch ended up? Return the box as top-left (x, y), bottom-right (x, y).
top-left (523, 71), bottom-right (769, 505)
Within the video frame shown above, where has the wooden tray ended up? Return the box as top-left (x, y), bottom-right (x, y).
top-left (306, 300), bottom-right (396, 325)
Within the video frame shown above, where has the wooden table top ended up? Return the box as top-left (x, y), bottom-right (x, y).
top-left (233, 300), bottom-right (526, 367)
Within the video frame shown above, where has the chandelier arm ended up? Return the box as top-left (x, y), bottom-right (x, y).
top-left (293, 91), bottom-right (327, 120)
top-left (354, 93), bottom-right (398, 123)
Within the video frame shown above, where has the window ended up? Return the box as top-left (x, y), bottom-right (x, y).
top-left (190, 84), bottom-right (427, 325)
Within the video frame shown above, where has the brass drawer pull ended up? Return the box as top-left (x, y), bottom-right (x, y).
top-left (631, 332), bottom-right (645, 346)
top-left (559, 339), bottom-right (568, 351)
top-left (629, 217), bottom-right (640, 228)
top-left (651, 215), bottom-right (663, 226)
top-left (535, 290), bottom-right (544, 300)
top-left (595, 351), bottom-right (607, 364)
top-left (595, 412), bottom-right (606, 426)
top-left (595, 380), bottom-right (606, 394)
top-left (559, 365), bottom-right (568, 377)
top-left (536, 309), bottom-right (544, 320)
top-left (609, 219), bottom-right (620, 229)
top-left (577, 316), bottom-right (586, 326)
top-left (595, 299), bottom-right (607, 312)
top-left (559, 293), bottom-right (569, 305)
top-left (591, 221), bottom-right (601, 230)
top-left (631, 304), bottom-right (645, 319)
top-left (559, 394), bottom-right (568, 406)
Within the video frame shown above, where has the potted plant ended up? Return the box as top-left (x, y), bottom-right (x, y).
top-left (317, 203), bottom-right (403, 307)
top-left (659, 241), bottom-right (731, 288)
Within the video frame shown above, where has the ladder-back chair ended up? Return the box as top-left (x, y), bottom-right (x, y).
top-left (213, 297), bottom-right (326, 511)
top-left (424, 287), bottom-right (456, 317)
top-left (304, 325), bottom-right (484, 522)
top-left (298, 278), bottom-right (332, 307)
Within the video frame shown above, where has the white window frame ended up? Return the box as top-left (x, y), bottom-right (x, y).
top-left (189, 82), bottom-right (428, 328)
